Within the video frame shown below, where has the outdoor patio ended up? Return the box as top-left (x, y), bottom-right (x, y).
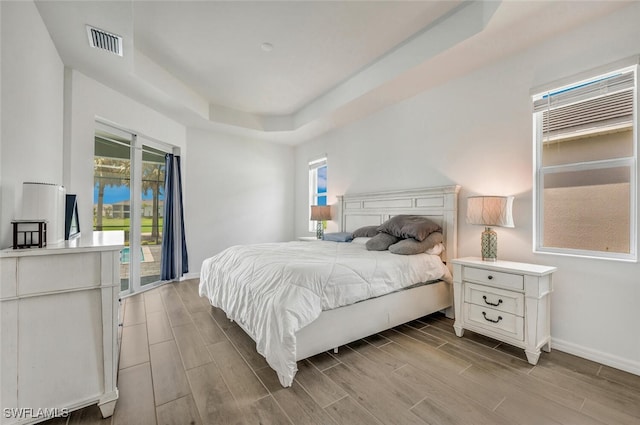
top-left (119, 244), bottom-right (163, 289)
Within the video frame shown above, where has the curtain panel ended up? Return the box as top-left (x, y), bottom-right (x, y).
top-left (161, 154), bottom-right (188, 280)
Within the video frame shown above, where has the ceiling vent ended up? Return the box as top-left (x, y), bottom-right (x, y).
top-left (86, 25), bottom-right (123, 56)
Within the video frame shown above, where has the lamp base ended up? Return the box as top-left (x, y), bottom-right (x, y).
top-left (316, 221), bottom-right (324, 240)
top-left (481, 227), bottom-right (498, 262)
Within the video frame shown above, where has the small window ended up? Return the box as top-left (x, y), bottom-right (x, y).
top-left (532, 66), bottom-right (637, 260)
top-left (309, 157), bottom-right (327, 232)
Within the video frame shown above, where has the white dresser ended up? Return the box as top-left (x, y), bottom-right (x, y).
top-left (451, 257), bottom-right (557, 365)
top-left (0, 232), bottom-right (123, 424)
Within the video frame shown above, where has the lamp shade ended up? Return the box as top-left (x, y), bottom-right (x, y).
top-left (466, 196), bottom-right (515, 228)
top-left (310, 205), bottom-right (331, 221)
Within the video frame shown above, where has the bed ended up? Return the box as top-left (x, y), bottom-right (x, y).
top-left (199, 185), bottom-right (460, 386)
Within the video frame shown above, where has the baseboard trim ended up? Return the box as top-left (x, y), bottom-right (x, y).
top-left (552, 337), bottom-right (640, 376)
top-left (180, 272), bottom-right (199, 281)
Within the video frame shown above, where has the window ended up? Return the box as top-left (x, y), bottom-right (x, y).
top-left (309, 157), bottom-right (327, 231)
top-left (532, 65), bottom-right (637, 260)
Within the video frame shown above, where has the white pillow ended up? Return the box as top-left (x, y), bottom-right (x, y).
top-left (425, 243), bottom-right (445, 256)
top-left (351, 237), bottom-right (372, 245)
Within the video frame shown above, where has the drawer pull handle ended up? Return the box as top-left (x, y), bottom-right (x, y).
top-left (482, 312), bottom-right (503, 323)
top-left (483, 296), bottom-right (503, 307)
top-left (487, 275), bottom-right (494, 280)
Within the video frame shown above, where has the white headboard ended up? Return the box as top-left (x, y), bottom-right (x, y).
top-left (338, 185), bottom-right (461, 266)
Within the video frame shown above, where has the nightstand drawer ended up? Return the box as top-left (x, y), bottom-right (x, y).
top-left (465, 303), bottom-right (524, 341)
top-left (465, 283), bottom-right (524, 316)
top-left (463, 266), bottom-right (523, 291)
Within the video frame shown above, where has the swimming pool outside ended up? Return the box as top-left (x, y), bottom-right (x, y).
top-left (120, 246), bottom-right (154, 264)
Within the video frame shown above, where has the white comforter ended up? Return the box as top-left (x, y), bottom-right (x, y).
top-left (199, 240), bottom-right (451, 386)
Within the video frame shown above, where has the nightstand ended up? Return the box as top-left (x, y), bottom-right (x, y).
top-left (451, 257), bottom-right (557, 365)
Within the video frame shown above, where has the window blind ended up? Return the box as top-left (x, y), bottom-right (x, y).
top-left (533, 72), bottom-right (634, 112)
top-left (534, 71), bottom-right (634, 140)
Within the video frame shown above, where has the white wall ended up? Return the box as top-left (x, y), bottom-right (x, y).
top-left (295, 3), bottom-right (640, 374)
top-left (0, 1), bottom-right (294, 275)
top-left (66, 70), bottom-right (187, 248)
top-left (185, 128), bottom-right (294, 272)
top-left (0, 1), bottom-right (64, 249)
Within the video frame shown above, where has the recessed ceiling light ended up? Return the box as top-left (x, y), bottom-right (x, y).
top-left (261, 42), bottom-right (274, 52)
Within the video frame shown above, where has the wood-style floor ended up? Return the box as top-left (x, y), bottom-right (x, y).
top-left (43, 279), bottom-right (640, 425)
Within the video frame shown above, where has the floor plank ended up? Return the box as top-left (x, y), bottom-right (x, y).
top-left (174, 280), bottom-right (209, 313)
top-left (306, 351), bottom-right (340, 371)
top-left (243, 395), bottom-right (293, 425)
top-left (324, 395), bottom-right (382, 425)
top-left (222, 324), bottom-right (269, 370)
top-left (330, 345), bottom-right (421, 407)
top-left (208, 306), bottom-right (236, 332)
top-left (155, 395), bottom-right (201, 425)
top-left (146, 311), bottom-right (174, 346)
top-left (149, 340), bottom-right (191, 406)
top-left (56, 285), bottom-right (640, 425)
top-left (581, 398), bottom-right (640, 425)
top-left (256, 366), bottom-right (338, 425)
top-left (112, 363), bottom-right (156, 425)
top-left (186, 362), bottom-right (244, 425)
top-left (123, 300), bottom-right (146, 327)
top-left (191, 310), bottom-right (227, 345)
top-left (530, 361), bottom-right (640, 417)
top-left (144, 292), bottom-right (165, 314)
top-left (119, 323), bottom-right (150, 370)
top-left (294, 359), bottom-right (347, 408)
top-left (323, 363), bottom-right (427, 425)
top-left (207, 340), bottom-right (268, 403)
top-left (598, 364), bottom-right (640, 391)
top-left (165, 303), bottom-right (192, 328)
top-left (379, 341), bottom-right (505, 410)
top-left (172, 322), bottom-right (212, 370)
top-left (160, 286), bottom-right (192, 327)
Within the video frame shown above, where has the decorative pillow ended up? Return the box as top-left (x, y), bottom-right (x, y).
top-left (388, 232), bottom-right (444, 255)
top-left (377, 215), bottom-right (441, 242)
top-left (425, 242), bottom-right (445, 256)
top-left (365, 232), bottom-right (400, 251)
top-left (322, 232), bottom-right (354, 242)
top-left (352, 225), bottom-right (380, 238)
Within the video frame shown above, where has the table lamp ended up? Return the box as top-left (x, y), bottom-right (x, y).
top-left (310, 205), bottom-right (331, 239)
top-left (466, 196), bottom-right (514, 261)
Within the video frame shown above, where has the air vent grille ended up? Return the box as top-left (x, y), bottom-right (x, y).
top-left (86, 25), bottom-right (123, 56)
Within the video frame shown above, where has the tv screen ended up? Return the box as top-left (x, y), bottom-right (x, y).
top-left (65, 194), bottom-right (80, 240)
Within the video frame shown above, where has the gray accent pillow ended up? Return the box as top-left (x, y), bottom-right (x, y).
top-left (389, 232), bottom-right (444, 255)
top-left (365, 232), bottom-right (400, 251)
top-left (322, 232), bottom-right (354, 242)
top-left (377, 215), bottom-right (441, 242)
top-left (352, 225), bottom-right (379, 238)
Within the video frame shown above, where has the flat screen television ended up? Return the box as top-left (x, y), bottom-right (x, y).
top-left (64, 194), bottom-right (80, 240)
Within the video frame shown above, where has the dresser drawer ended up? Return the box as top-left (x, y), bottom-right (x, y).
top-left (463, 266), bottom-right (523, 291)
top-left (465, 283), bottom-right (524, 316)
top-left (464, 303), bottom-right (524, 341)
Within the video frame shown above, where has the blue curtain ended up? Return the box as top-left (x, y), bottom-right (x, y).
top-left (161, 154), bottom-right (188, 280)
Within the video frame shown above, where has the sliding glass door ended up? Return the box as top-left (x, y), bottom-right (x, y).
top-left (94, 123), bottom-right (172, 295)
top-left (94, 128), bottom-right (132, 292)
top-left (140, 144), bottom-right (166, 286)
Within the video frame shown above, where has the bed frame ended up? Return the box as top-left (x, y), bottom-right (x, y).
top-left (295, 185), bottom-right (460, 360)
